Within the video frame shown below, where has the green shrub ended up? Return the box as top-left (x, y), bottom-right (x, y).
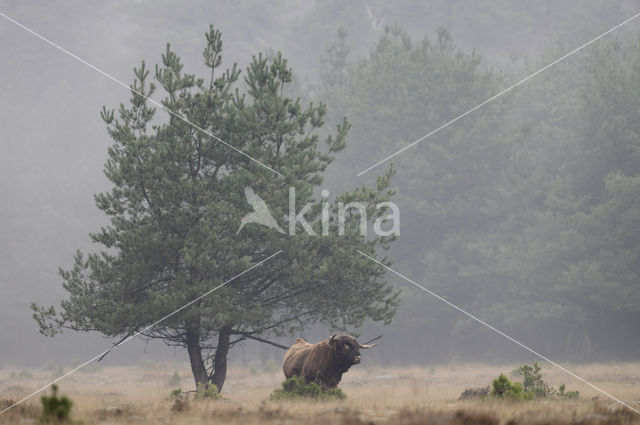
top-left (169, 388), bottom-right (183, 399)
top-left (490, 373), bottom-right (532, 400)
top-left (490, 364), bottom-right (578, 401)
top-left (39, 385), bottom-right (73, 423)
top-left (168, 371), bottom-right (181, 387)
top-left (269, 376), bottom-right (346, 401)
top-left (519, 363), bottom-right (552, 397)
top-left (193, 383), bottom-right (221, 400)
top-left (557, 384), bottom-right (579, 399)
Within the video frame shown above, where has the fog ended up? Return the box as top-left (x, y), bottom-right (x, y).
top-left (1, 0), bottom-right (639, 372)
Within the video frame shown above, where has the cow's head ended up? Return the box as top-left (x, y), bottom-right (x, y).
top-left (329, 333), bottom-right (376, 365)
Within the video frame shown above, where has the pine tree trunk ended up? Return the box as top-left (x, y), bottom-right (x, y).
top-left (211, 325), bottom-right (231, 391)
top-left (186, 324), bottom-right (209, 387)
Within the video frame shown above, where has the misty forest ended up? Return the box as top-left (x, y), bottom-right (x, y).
top-left (1, 1), bottom-right (640, 424)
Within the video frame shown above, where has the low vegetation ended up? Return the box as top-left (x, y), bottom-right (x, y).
top-left (3, 363), bottom-right (635, 425)
top-left (519, 363), bottom-right (553, 397)
top-left (269, 376), bottom-right (346, 401)
top-left (557, 383), bottom-right (580, 399)
top-left (168, 382), bottom-right (222, 402)
top-left (489, 363), bottom-right (579, 401)
top-left (39, 385), bottom-right (73, 423)
top-left (169, 388), bottom-right (184, 399)
top-left (193, 383), bottom-right (222, 401)
top-left (458, 386), bottom-right (490, 400)
top-left (490, 373), bottom-right (532, 400)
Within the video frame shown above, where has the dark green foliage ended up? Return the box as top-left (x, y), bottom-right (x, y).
top-left (557, 384), bottom-right (579, 399)
top-left (491, 364), bottom-right (577, 401)
top-left (490, 373), bottom-right (531, 400)
top-left (39, 385), bottom-right (73, 423)
top-left (519, 363), bottom-right (552, 397)
top-left (269, 376), bottom-right (346, 401)
top-left (193, 383), bottom-right (221, 400)
top-left (169, 388), bottom-right (183, 399)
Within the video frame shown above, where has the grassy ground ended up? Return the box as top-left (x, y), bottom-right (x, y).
top-left (1, 362), bottom-right (639, 424)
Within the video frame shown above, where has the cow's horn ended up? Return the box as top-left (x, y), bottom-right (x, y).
top-left (329, 333), bottom-right (338, 341)
top-left (359, 343), bottom-right (377, 349)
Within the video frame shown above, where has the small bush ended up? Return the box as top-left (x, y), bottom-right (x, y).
top-left (490, 373), bottom-right (532, 400)
top-left (168, 371), bottom-right (181, 387)
top-left (169, 388), bottom-right (183, 399)
top-left (193, 383), bottom-right (221, 400)
top-left (39, 385), bottom-right (73, 423)
top-left (489, 364), bottom-right (578, 401)
top-left (558, 384), bottom-right (579, 399)
top-left (269, 376), bottom-right (346, 401)
top-left (459, 386), bottom-right (490, 400)
top-left (519, 363), bottom-right (552, 397)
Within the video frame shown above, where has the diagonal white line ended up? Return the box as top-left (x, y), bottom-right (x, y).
top-left (0, 11), bottom-right (282, 177)
top-left (0, 250), bottom-right (282, 416)
top-left (357, 250), bottom-right (640, 415)
top-left (356, 11), bottom-right (640, 176)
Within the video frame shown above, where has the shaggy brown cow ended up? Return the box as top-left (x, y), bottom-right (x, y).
top-left (282, 333), bottom-right (376, 389)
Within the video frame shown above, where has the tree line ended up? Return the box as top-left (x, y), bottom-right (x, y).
top-left (318, 25), bottom-right (640, 363)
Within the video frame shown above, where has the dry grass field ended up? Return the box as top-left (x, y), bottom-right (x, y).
top-left (1, 362), bottom-right (639, 424)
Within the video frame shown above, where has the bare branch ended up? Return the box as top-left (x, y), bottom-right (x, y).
top-left (231, 331), bottom-right (289, 350)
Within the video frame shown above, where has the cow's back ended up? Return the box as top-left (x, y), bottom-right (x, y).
top-left (283, 337), bottom-right (313, 378)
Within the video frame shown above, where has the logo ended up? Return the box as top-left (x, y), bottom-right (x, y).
top-left (236, 187), bottom-right (286, 235)
top-left (237, 187), bottom-right (400, 237)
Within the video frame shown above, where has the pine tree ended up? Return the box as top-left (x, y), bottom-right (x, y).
top-left (32, 26), bottom-right (398, 391)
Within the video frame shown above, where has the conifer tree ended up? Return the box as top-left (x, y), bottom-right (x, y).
top-left (32, 26), bottom-right (398, 390)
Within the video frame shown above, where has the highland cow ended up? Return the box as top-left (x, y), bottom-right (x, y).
top-left (282, 333), bottom-right (376, 390)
